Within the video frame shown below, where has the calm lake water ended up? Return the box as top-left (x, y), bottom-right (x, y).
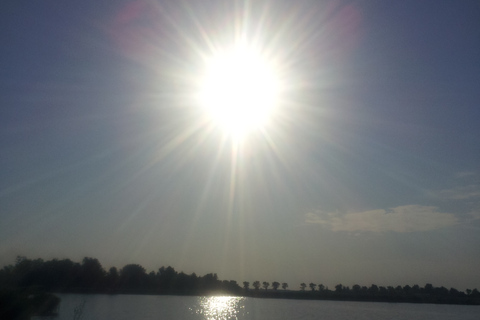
top-left (35, 294), bottom-right (480, 320)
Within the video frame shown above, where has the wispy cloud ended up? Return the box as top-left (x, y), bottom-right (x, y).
top-left (468, 211), bottom-right (480, 220)
top-left (454, 171), bottom-right (476, 179)
top-left (438, 185), bottom-right (480, 200)
top-left (305, 205), bottom-right (458, 233)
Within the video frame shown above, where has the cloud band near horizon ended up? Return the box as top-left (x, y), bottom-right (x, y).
top-left (305, 205), bottom-right (460, 233)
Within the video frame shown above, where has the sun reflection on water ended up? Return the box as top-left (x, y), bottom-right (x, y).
top-left (191, 296), bottom-right (246, 320)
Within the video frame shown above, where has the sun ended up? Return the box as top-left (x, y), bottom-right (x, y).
top-left (198, 43), bottom-right (280, 137)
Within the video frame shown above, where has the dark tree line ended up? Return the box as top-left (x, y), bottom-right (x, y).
top-left (284, 282), bottom-right (480, 305)
top-left (1, 256), bottom-right (479, 305)
top-left (0, 256), bottom-right (240, 295)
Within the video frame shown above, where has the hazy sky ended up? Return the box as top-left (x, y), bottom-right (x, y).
top-left (1, 0), bottom-right (480, 291)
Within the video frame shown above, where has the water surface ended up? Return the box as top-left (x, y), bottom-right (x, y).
top-left (35, 294), bottom-right (480, 320)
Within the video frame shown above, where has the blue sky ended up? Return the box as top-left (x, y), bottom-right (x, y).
top-left (1, 0), bottom-right (480, 290)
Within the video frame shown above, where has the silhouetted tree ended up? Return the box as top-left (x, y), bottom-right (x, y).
top-left (158, 266), bottom-right (178, 291)
top-left (272, 281), bottom-right (280, 290)
top-left (262, 282), bottom-right (269, 290)
top-left (282, 282), bottom-right (288, 290)
top-left (119, 264), bottom-right (147, 292)
top-left (450, 287), bottom-right (460, 297)
top-left (379, 286), bottom-right (388, 296)
top-left (412, 284), bottom-right (420, 294)
top-left (199, 273), bottom-right (219, 291)
top-left (435, 286), bottom-right (449, 297)
top-left (309, 283), bottom-right (316, 291)
top-left (224, 280), bottom-right (239, 293)
top-left (176, 272), bottom-right (192, 292)
top-left (253, 281), bottom-right (260, 290)
top-left (243, 281), bottom-right (249, 291)
top-left (80, 257), bottom-right (105, 290)
top-left (425, 283), bottom-right (434, 295)
top-left (14, 257), bottom-right (45, 288)
top-left (300, 283), bottom-right (306, 291)
top-left (105, 267), bottom-right (119, 290)
top-left (15, 256), bottom-right (27, 266)
top-left (335, 284), bottom-right (343, 293)
top-left (318, 284), bottom-right (325, 292)
top-left (387, 286), bottom-right (396, 297)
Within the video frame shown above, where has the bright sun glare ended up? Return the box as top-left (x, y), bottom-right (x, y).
top-left (198, 44), bottom-right (280, 137)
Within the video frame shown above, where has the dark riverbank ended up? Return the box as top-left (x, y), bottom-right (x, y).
top-left (243, 288), bottom-right (480, 305)
top-left (1, 256), bottom-right (479, 307)
top-left (0, 288), bottom-right (60, 320)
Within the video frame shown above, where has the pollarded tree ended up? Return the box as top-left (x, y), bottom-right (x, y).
top-left (253, 281), bottom-right (260, 290)
top-left (282, 282), bottom-right (288, 290)
top-left (262, 281), bottom-right (270, 290)
top-left (272, 281), bottom-right (280, 290)
top-left (309, 283), bottom-right (317, 291)
top-left (243, 281), bottom-right (250, 291)
top-left (300, 283), bottom-right (306, 291)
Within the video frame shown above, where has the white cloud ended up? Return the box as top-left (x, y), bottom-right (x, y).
top-left (305, 205), bottom-right (458, 233)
